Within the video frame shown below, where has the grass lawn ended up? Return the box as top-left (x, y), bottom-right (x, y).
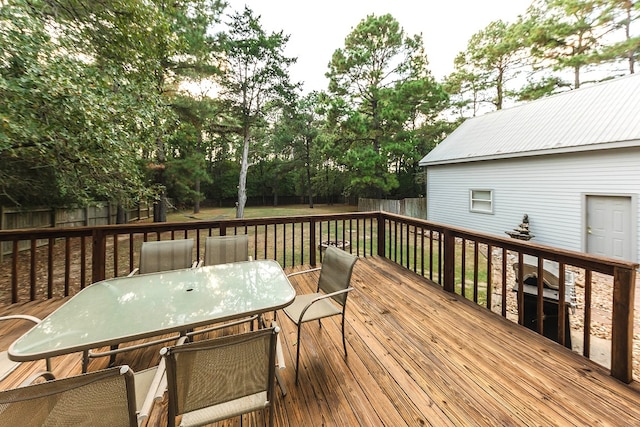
top-left (167, 204), bottom-right (357, 222)
top-left (166, 203), bottom-right (490, 305)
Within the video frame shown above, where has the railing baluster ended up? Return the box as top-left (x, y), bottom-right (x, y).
top-left (473, 241), bottom-right (479, 303)
top-left (48, 238), bottom-right (54, 298)
top-left (113, 234), bottom-right (119, 277)
top-left (501, 248), bottom-right (507, 317)
top-left (583, 269), bottom-right (592, 358)
top-left (486, 244), bottom-right (492, 310)
top-left (30, 238), bottom-right (37, 301)
top-left (461, 238), bottom-right (466, 297)
top-left (65, 238), bottom-right (71, 296)
top-left (80, 236), bottom-right (86, 289)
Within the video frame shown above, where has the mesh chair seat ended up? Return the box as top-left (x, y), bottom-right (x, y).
top-left (283, 293), bottom-right (342, 324)
top-left (180, 391), bottom-right (267, 427)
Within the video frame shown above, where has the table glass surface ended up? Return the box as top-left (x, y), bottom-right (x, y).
top-left (9, 260), bottom-right (295, 361)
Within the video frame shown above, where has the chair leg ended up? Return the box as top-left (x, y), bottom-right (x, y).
top-left (108, 344), bottom-right (118, 367)
top-left (341, 313), bottom-right (348, 357)
top-left (295, 324), bottom-right (302, 385)
top-left (82, 350), bottom-right (89, 373)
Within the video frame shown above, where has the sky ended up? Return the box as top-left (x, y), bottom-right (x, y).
top-left (224, 0), bottom-right (533, 93)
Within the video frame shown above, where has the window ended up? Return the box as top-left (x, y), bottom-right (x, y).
top-left (470, 189), bottom-right (493, 214)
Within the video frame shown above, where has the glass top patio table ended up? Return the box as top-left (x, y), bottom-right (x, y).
top-left (9, 260), bottom-right (296, 362)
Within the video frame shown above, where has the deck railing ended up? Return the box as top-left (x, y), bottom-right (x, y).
top-left (0, 211), bottom-right (637, 383)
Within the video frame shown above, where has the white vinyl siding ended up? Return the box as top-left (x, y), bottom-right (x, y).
top-left (470, 190), bottom-right (493, 213)
top-left (425, 147), bottom-right (640, 262)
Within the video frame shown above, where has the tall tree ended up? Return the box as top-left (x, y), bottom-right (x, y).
top-left (447, 20), bottom-right (526, 113)
top-left (215, 6), bottom-right (297, 218)
top-left (326, 14), bottom-right (447, 198)
top-left (526, 0), bottom-right (613, 89)
top-left (598, 0), bottom-right (640, 73)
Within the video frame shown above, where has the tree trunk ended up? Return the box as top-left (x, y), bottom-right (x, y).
top-left (116, 205), bottom-right (127, 224)
top-left (237, 132), bottom-right (250, 219)
top-left (193, 178), bottom-right (200, 214)
top-left (154, 193), bottom-right (167, 223)
top-left (305, 137), bottom-right (313, 208)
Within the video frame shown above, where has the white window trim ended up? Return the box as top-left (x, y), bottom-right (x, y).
top-left (469, 189), bottom-right (493, 214)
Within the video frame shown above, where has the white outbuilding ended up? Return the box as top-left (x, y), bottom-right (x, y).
top-left (419, 74), bottom-right (640, 262)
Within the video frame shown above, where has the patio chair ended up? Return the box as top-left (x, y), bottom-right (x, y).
top-left (161, 327), bottom-right (279, 427)
top-left (0, 364), bottom-right (164, 427)
top-left (129, 238), bottom-right (197, 276)
top-left (282, 245), bottom-right (357, 384)
top-left (0, 315), bottom-right (51, 382)
top-left (202, 234), bottom-right (251, 266)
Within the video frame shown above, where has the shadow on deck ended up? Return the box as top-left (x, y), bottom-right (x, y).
top-left (2, 256), bottom-right (640, 426)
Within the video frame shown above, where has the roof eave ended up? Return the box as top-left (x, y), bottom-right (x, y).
top-left (419, 139), bottom-right (640, 167)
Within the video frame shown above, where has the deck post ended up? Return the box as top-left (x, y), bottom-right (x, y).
top-left (443, 229), bottom-right (455, 293)
top-left (91, 229), bottom-right (107, 283)
top-left (610, 266), bottom-right (636, 383)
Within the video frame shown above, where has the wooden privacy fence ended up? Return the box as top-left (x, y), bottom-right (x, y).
top-left (358, 197), bottom-right (426, 218)
top-left (0, 211), bottom-right (637, 383)
top-left (0, 203), bottom-right (152, 260)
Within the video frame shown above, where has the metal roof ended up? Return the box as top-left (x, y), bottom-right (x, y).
top-left (419, 74), bottom-right (640, 166)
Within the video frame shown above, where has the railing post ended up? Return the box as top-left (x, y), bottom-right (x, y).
top-left (610, 266), bottom-right (635, 383)
top-left (309, 218), bottom-right (317, 267)
top-left (377, 213), bottom-right (385, 257)
top-left (91, 229), bottom-right (107, 284)
top-left (443, 229), bottom-right (455, 293)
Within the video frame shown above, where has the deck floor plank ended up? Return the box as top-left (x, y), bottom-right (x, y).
top-left (3, 256), bottom-right (640, 426)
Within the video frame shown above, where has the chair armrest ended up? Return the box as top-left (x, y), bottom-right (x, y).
top-left (87, 334), bottom-right (183, 359)
top-left (297, 287), bottom-right (354, 322)
top-left (0, 315), bottom-right (51, 372)
top-left (286, 267), bottom-right (321, 278)
top-left (271, 321), bottom-right (285, 369)
top-left (20, 371), bottom-right (55, 387)
top-left (0, 314), bottom-right (42, 324)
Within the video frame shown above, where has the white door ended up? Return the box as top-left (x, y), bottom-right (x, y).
top-left (586, 196), bottom-right (632, 261)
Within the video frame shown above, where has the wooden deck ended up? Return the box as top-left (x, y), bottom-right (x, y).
top-left (3, 256), bottom-right (640, 426)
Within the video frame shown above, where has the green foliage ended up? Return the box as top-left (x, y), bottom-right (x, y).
top-left (444, 19), bottom-right (527, 115)
top-left (0, 2), bottom-right (157, 206)
top-left (326, 14), bottom-right (447, 198)
top-left (525, 0), bottom-right (617, 89)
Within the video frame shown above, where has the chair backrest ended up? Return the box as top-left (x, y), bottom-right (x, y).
top-left (318, 246), bottom-right (358, 306)
top-left (139, 239), bottom-right (194, 274)
top-left (162, 327), bottom-right (277, 427)
top-left (0, 366), bottom-right (137, 427)
top-left (204, 235), bottom-right (249, 266)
